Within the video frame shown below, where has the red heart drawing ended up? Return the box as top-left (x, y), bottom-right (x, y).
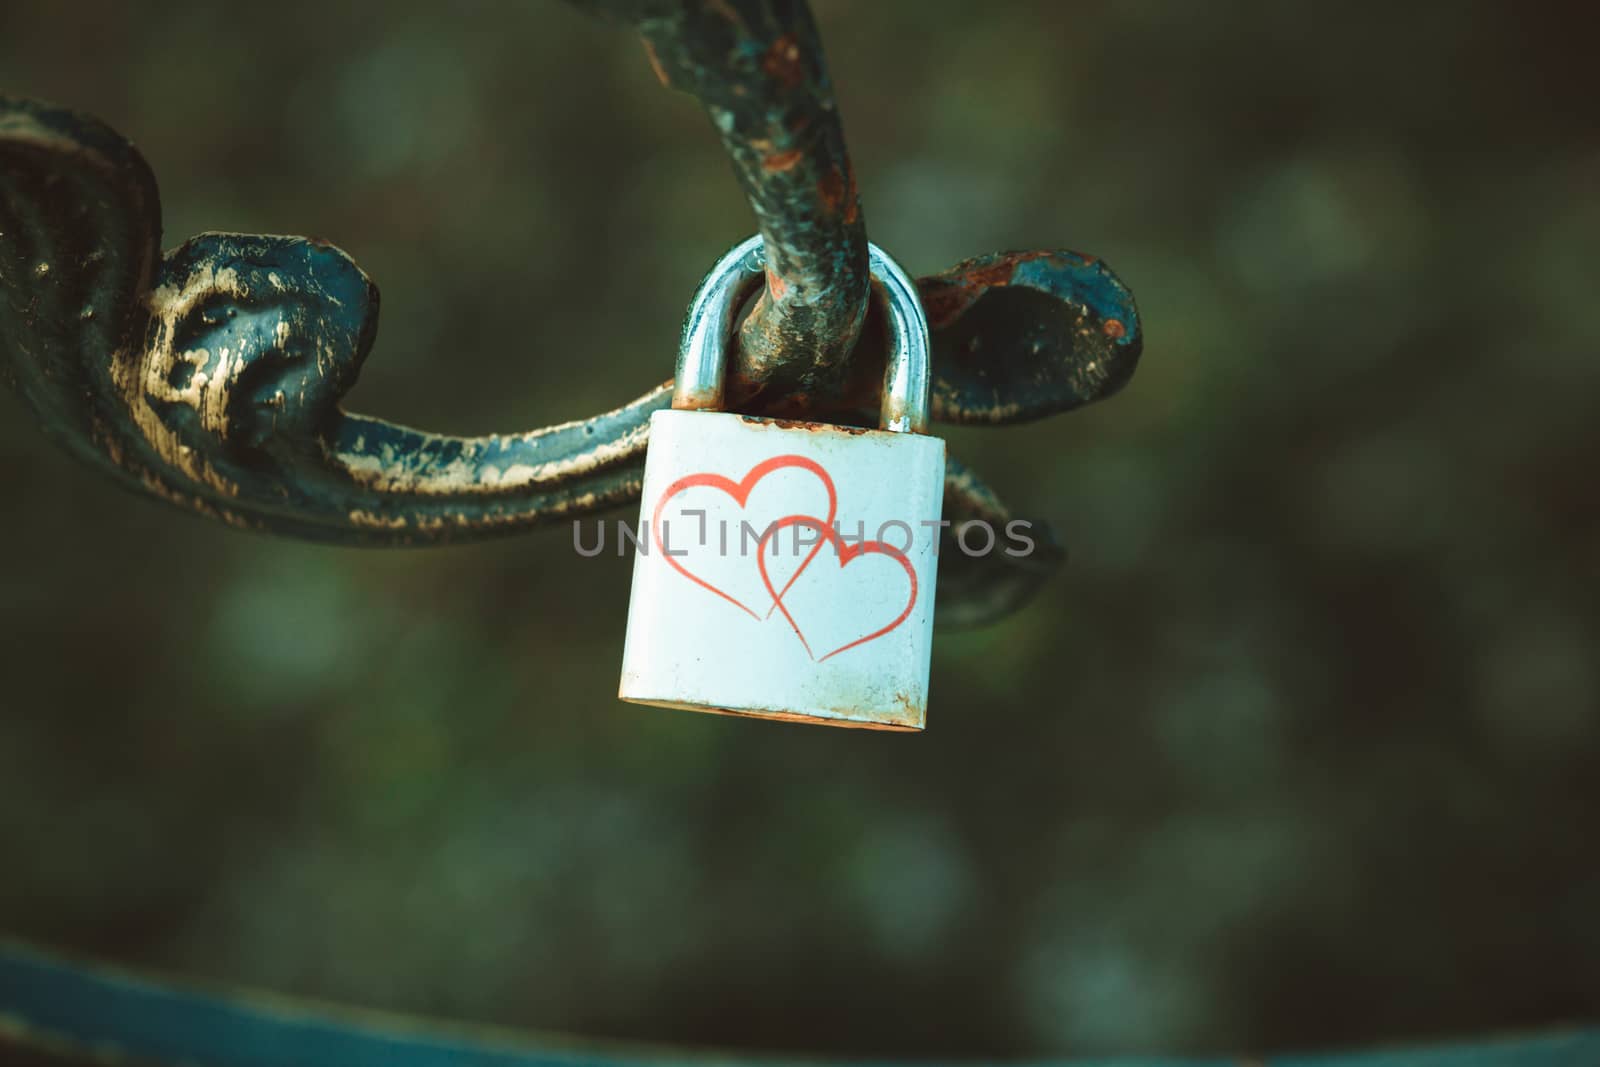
top-left (652, 454), bottom-right (836, 619)
top-left (757, 515), bottom-right (918, 662)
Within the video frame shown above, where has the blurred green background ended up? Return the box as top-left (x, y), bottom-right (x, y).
top-left (2, 0), bottom-right (1597, 1059)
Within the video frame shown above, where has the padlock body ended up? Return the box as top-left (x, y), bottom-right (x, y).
top-left (619, 409), bottom-right (945, 730)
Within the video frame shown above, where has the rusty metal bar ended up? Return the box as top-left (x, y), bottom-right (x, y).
top-left (567, 0), bottom-right (870, 410)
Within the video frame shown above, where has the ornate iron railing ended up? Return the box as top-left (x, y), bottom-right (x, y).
top-left (1, 1), bottom-right (1142, 628)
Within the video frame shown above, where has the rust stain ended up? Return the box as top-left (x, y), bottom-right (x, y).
top-left (739, 414), bottom-right (869, 435)
top-left (766, 267), bottom-right (789, 301)
top-left (816, 163), bottom-right (859, 223)
top-left (966, 249), bottom-right (1058, 288)
top-left (917, 281), bottom-right (979, 330)
top-left (961, 259), bottom-right (1022, 290)
top-left (762, 148), bottom-right (804, 172)
top-left (761, 33), bottom-right (805, 89)
top-left (817, 166), bottom-right (843, 212)
top-left (1102, 318), bottom-right (1126, 340)
top-left (892, 690), bottom-right (923, 722)
top-left (917, 251), bottom-right (1062, 328)
top-left (670, 702), bottom-right (922, 731)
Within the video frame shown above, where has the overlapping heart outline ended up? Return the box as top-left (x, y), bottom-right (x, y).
top-left (651, 454), bottom-right (918, 660)
top-left (756, 515), bottom-right (917, 662)
top-left (652, 454), bottom-right (836, 619)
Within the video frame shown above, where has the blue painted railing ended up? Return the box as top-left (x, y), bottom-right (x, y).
top-left (2, 941), bottom-right (1597, 1067)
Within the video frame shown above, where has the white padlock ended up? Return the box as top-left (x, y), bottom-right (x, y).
top-left (619, 235), bottom-right (945, 731)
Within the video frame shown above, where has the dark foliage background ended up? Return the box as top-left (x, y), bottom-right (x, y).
top-left (1, 0), bottom-right (1597, 1059)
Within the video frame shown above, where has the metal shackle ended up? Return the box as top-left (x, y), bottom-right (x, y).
top-left (673, 235), bottom-right (932, 435)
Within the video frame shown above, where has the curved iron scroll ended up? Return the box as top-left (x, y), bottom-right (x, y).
top-left (0, 5), bottom-right (1140, 626)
